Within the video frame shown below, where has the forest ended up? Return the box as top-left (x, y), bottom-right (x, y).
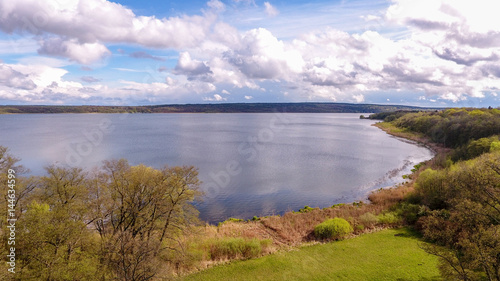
top-left (371, 107), bottom-right (500, 280)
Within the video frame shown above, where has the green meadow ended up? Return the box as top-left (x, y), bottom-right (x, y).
top-left (182, 228), bottom-right (441, 281)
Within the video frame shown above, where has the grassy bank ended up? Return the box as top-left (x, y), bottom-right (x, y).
top-left (181, 228), bottom-right (441, 281)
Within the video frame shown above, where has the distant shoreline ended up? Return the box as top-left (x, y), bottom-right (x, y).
top-left (0, 102), bottom-right (442, 114)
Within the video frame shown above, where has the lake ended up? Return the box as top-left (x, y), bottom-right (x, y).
top-left (0, 113), bottom-right (433, 223)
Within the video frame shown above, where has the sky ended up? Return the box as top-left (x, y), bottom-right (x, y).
top-left (0, 0), bottom-right (499, 107)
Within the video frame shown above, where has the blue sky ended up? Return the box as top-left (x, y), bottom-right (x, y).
top-left (0, 0), bottom-right (499, 107)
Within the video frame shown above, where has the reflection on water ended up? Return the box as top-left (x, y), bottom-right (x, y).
top-left (0, 113), bottom-right (433, 223)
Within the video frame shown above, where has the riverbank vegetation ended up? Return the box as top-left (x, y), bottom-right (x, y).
top-left (1, 106), bottom-right (499, 280)
top-left (371, 107), bottom-right (500, 280)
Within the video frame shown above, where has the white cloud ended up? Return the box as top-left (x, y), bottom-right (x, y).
top-left (174, 52), bottom-right (212, 77)
top-left (38, 37), bottom-right (111, 65)
top-left (224, 28), bottom-right (304, 79)
top-left (203, 94), bottom-right (226, 101)
top-left (1, 0), bottom-right (500, 105)
top-left (244, 95), bottom-right (253, 99)
top-left (264, 2), bottom-right (279, 17)
top-left (207, 0), bottom-right (226, 12)
top-left (353, 94), bottom-right (365, 103)
top-left (0, 0), bottom-right (216, 63)
top-left (0, 64), bottom-right (37, 90)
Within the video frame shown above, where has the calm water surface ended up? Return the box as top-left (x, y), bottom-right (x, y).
top-left (0, 113), bottom-right (433, 222)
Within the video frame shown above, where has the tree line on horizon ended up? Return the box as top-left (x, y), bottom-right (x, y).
top-left (0, 103), bottom-right (434, 114)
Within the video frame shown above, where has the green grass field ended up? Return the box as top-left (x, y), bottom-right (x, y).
top-left (181, 228), bottom-right (441, 281)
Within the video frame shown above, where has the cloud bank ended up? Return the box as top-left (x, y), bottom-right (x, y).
top-left (0, 0), bottom-right (499, 105)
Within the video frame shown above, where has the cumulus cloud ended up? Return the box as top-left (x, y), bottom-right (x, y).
top-left (0, 61), bottom-right (220, 104)
top-left (1, 0), bottom-right (500, 104)
top-left (0, 64), bottom-right (37, 90)
top-left (174, 52), bottom-right (213, 78)
top-left (38, 37), bottom-right (111, 64)
top-left (203, 94), bottom-right (226, 101)
top-left (224, 28), bottom-right (304, 79)
top-left (0, 0), bottom-right (216, 63)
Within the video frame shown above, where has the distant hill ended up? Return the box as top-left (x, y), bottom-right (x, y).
top-left (0, 103), bottom-right (442, 114)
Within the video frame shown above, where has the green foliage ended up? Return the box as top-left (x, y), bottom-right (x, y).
top-left (3, 153), bottom-right (202, 281)
top-left (415, 152), bottom-right (500, 280)
top-left (352, 201), bottom-right (364, 207)
top-left (330, 203), bottom-right (345, 208)
top-left (374, 108), bottom-right (500, 280)
top-left (386, 108), bottom-right (500, 148)
top-left (219, 218), bottom-right (245, 226)
top-left (297, 205), bottom-right (316, 213)
top-left (314, 218), bottom-right (353, 240)
top-left (491, 141), bottom-right (500, 152)
top-left (395, 203), bottom-right (427, 224)
top-left (411, 162), bottom-right (424, 173)
top-left (451, 135), bottom-right (499, 161)
top-left (17, 201), bottom-right (99, 280)
top-left (376, 212), bottom-right (401, 225)
top-left (415, 168), bottom-right (448, 210)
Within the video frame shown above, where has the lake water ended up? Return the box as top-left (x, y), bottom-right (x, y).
top-left (0, 113), bottom-right (433, 223)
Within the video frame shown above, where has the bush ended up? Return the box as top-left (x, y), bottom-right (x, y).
top-left (314, 218), bottom-right (353, 240)
top-left (298, 205), bottom-right (316, 213)
top-left (491, 141), bottom-right (500, 152)
top-left (377, 212), bottom-right (401, 225)
top-left (395, 203), bottom-right (424, 224)
top-left (359, 212), bottom-right (378, 228)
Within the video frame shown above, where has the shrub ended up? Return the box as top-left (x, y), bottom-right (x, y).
top-left (395, 203), bottom-right (422, 224)
top-left (359, 212), bottom-right (378, 228)
top-left (298, 205), bottom-right (315, 213)
top-left (331, 203), bottom-right (345, 208)
top-left (491, 141), bottom-right (500, 152)
top-left (314, 218), bottom-right (353, 240)
top-left (377, 212), bottom-right (401, 225)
